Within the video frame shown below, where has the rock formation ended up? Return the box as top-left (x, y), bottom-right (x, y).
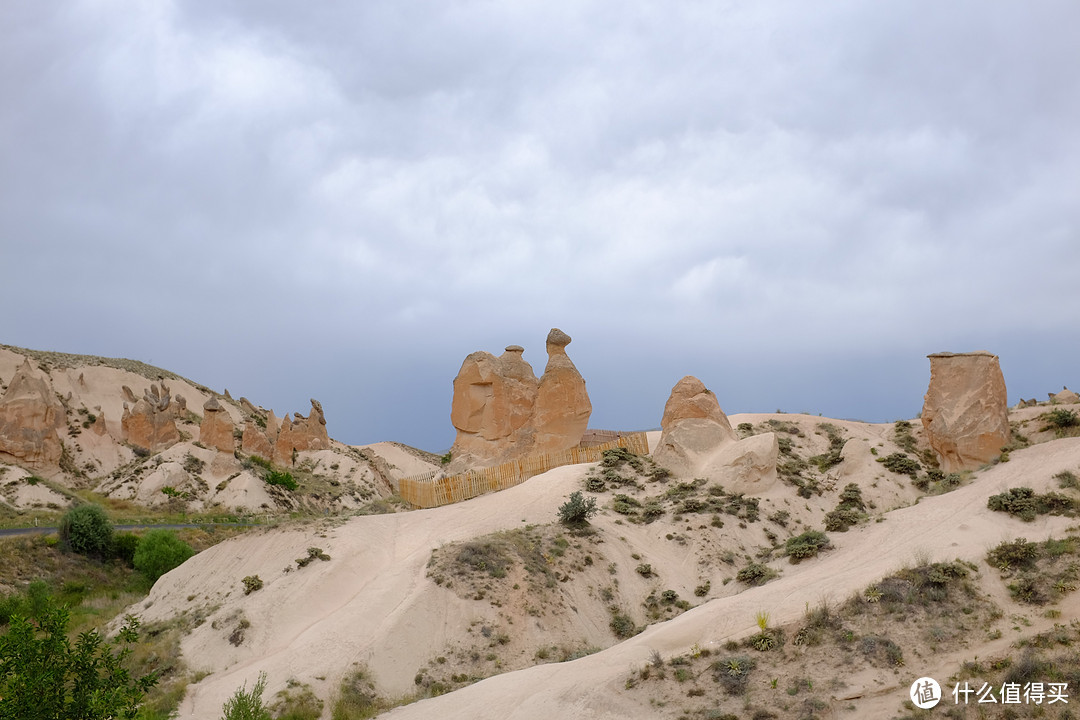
top-left (275, 400), bottom-right (331, 460)
top-left (449, 329), bottom-right (591, 466)
top-left (121, 382), bottom-right (181, 451)
top-left (1051, 387), bottom-right (1079, 404)
top-left (241, 402), bottom-right (329, 464)
top-left (651, 376), bottom-right (737, 477)
top-left (0, 359), bottom-right (65, 469)
top-left (90, 408), bottom-right (109, 436)
top-left (921, 351), bottom-right (1010, 473)
top-left (199, 397), bottom-right (236, 453)
top-left (532, 330), bottom-right (592, 455)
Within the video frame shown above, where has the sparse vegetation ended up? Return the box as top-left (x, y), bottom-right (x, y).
top-left (877, 452), bottom-right (920, 478)
top-left (220, 671), bottom-right (271, 720)
top-left (823, 483), bottom-right (866, 531)
top-left (557, 491), bottom-right (598, 526)
top-left (265, 470), bottom-right (298, 491)
top-left (987, 486), bottom-right (1077, 522)
top-left (736, 562), bottom-right (777, 586)
top-left (785, 530), bottom-right (830, 563)
top-left (295, 547), bottom-right (331, 568)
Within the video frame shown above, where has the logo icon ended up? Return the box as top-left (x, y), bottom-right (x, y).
top-left (910, 677), bottom-right (941, 709)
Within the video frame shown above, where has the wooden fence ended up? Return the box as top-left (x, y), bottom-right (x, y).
top-left (399, 432), bottom-right (651, 509)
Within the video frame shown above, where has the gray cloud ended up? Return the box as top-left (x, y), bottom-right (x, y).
top-left (2, 1), bottom-right (1078, 450)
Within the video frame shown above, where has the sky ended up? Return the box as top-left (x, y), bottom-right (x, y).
top-left (2, 1), bottom-right (1078, 452)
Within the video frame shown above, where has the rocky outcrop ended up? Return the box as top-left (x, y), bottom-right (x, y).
top-left (0, 359), bottom-right (65, 469)
top-left (921, 351), bottom-right (1010, 473)
top-left (241, 402), bottom-right (329, 464)
top-left (121, 382), bottom-right (181, 451)
top-left (651, 376), bottom-right (737, 477)
top-left (199, 397), bottom-right (236, 453)
top-left (275, 400), bottom-right (331, 460)
top-left (90, 408), bottom-right (109, 436)
top-left (449, 346), bottom-right (540, 461)
top-left (449, 330), bottom-right (592, 466)
top-left (1051, 387), bottom-right (1079, 404)
top-left (532, 330), bottom-right (592, 455)
top-left (700, 432), bottom-right (779, 494)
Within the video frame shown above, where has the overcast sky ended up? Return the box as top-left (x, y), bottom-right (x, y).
top-left (2, 1), bottom-right (1078, 451)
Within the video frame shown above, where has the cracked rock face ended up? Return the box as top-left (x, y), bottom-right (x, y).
top-left (449, 329), bottom-right (591, 466)
top-left (0, 359), bottom-right (65, 469)
top-left (921, 351), bottom-right (1010, 473)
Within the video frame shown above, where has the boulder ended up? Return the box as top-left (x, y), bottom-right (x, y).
top-left (0, 359), bottom-right (65, 469)
top-left (700, 432), bottom-right (779, 494)
top-left (199, 397), bottom-right (236, 453)
top-left (651, 376), bottom-right (737, 477)
top-left (921, 351), bottom-right (1010, 473)
top-left (121, 382), bottom-right (180, 451)
top-left (1051, 387), bottom-right (1079, 404)
top-left (532, 330), bottom-right (592, 455)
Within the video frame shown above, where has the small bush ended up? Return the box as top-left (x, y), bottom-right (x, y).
top-left (609, 611), bottom-right (638, 639)
top-left (988, 487), bottom-right (1078, 521)
top-left (987, 538), bottom-right (1039, 570)
top-left (878, 453), bottom-right (921, 478)
top-left (711, 656), bottom-right (756, 695)
top-left (243, 575), bottom-right (264, 595)
top-left (58, 504), bottom-right (113, 559)
top-left (133, 529), bottom-right (196, 582)
top-left (296, 547), bottom-right (331, 568)
top-left (112, 532), bottom-right (141, 567)
top-left (265, 470), bottom-right (298, 491)
top-left (558, 491), bottom-right (598, 525)
top-left (736, 563), bottom-right (777, 586)
top-left (785, 531), bottom-right (830, 563)
top-left (221, 672), bottom-right (271, 720)
top-left (635, 563), bottom-right (654, 578)
top-left (1055, 470), bottom-right (1080, 490)
top-left (455, 542), bottom-right (511, 578)
top-left (1042, 409), bottom-right (1080, 431)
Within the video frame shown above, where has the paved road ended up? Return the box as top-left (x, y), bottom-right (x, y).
top-left (0, 522), bottom-right (259, 538)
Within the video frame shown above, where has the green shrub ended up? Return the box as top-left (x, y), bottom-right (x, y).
top-left (248, 455), bottom-right (273, 470)
top-left (0, 600), bottom-right (157, 719)
top-left (112, 531), bottom-right (141, 567)
top-left (221, 671), bottom-right (271, 720)
top-left (785, 531), bottom-right (830, 563)
top-left (736, 563), bottom-right (777, 586)
top-left (612, 494), bottom-right (641, 515)
top-left (878, 453), bottom-right (921, 478)
top-left (1055, 470), bottom-right (1080, 490)
top-left (58, 504), bottom-right (113, 559)
top-left (635, 563), bottom-right (654, 578)
top-left (295, 547), bottom-right (331, 568)
top-left (711, 655), bottom-right (756, 695)
top-left (242, 575), bottom-right (264, 595)
top-left (987, 538), bottom-right (1039, 570)
top-left (133, 529), bottom-right (196, 582)
top-left (265, 470), bottom-right (298, 491)
top-left (1042, 409), bottom-right (1080, 431)
top-left (987, 487), bottom-right (1078, 521)
top-left (557, 491), bottom-right (598, 525)
top-left (609, 611), bottom-right (638, 639)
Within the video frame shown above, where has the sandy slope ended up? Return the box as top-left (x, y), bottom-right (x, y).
top-left (128, 429), bottom-right (1080, 719)
top-left (381, 437), bottom-right (1080, 720)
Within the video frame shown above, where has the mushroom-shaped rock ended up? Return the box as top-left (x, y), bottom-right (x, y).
top-left (199, 397), bottom-right (236, 453)
top-left (921, 351), bottom-right (1010, 473)
top-left (531, 328), bottom-right (592, 455)
top-left (651, 376), bottom-right (737, 477)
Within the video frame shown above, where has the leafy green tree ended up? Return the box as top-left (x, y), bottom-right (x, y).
top-left (220, 672), bottom-right (271, 720)
top-left (132, 530), bottom-right (195, 583)
top-left (0, 602), bottom-right (156, 719)
top-left (58, 504), bottom-right (113, 559)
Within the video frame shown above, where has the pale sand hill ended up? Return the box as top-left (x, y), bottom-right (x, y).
top-left (126, 429), bottom-right (1080, 719)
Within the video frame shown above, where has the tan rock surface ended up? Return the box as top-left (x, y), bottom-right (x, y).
top-left (0, 359), bottom-right (66, 469)
top-left (199, 397), bottom-right (236, 453)
top-left (1051, 386), bottom-right (1079, 403)
top-left (651, 375), bottom-right (737, 477)
top-left (700, 431), bottom-right (778, 494)
top-left (241, 420), bottom-right (274, 459)
top-left (274, 399), bottom-right (331, 462)
top-left (121, 382), bottom-right (180, 451)
top-left (531, 329), bottom-right (592, 455)
top-left (921, 351), bottom-right (1010, 472)
top-left (449, 331), bottom-right (589, 466)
